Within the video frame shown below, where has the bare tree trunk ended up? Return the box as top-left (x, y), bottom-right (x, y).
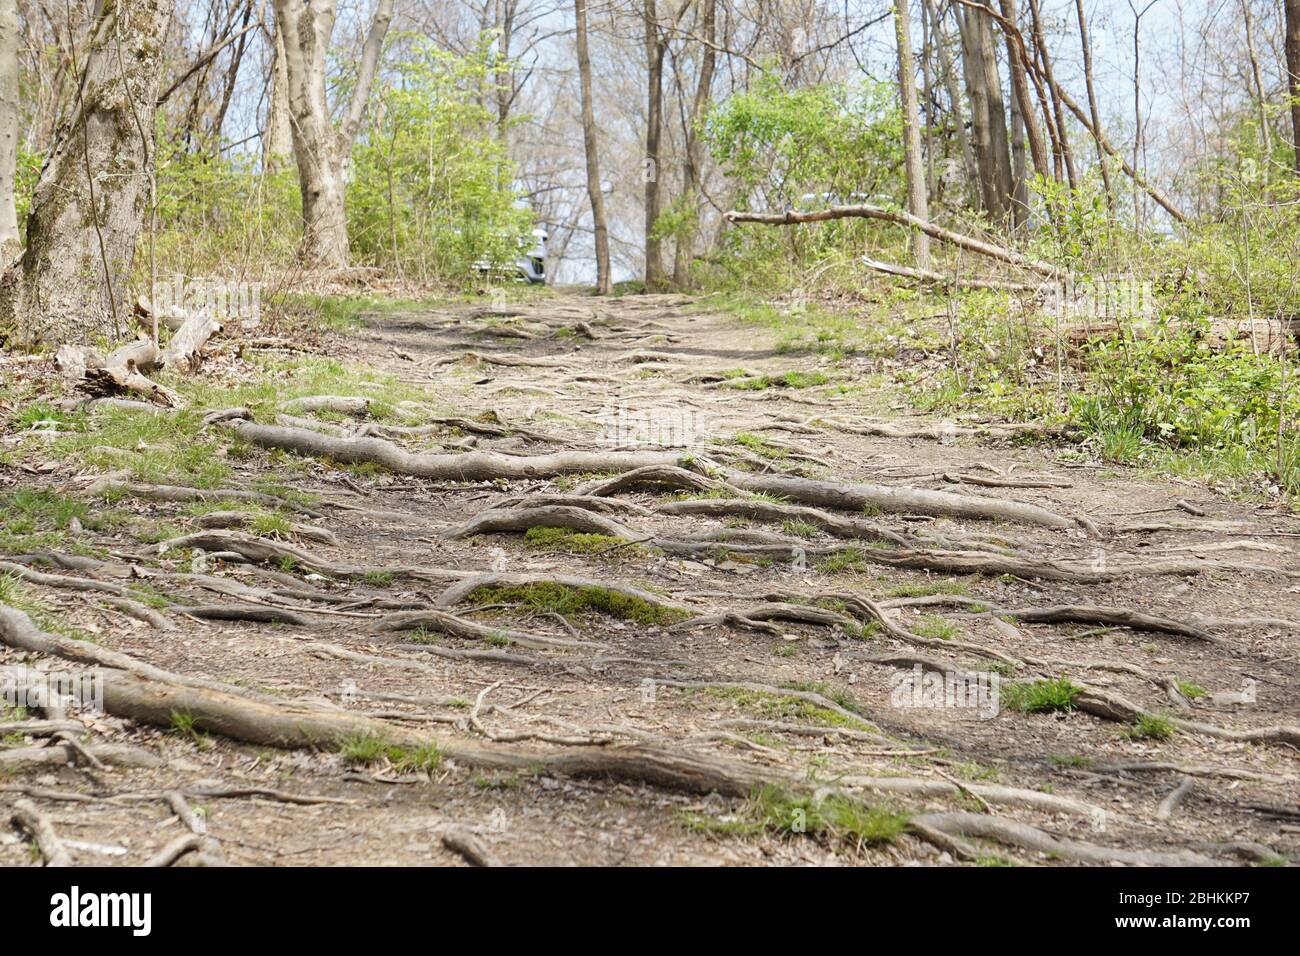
top-left (932, 0), bottom-right (978, 198)
top-left (264, 25), bottom-right (293, 171)
top-left (672, 0), bottom-right (717, 288)
top-left (644, 0), bottom-right (666, 289)
top-left (575, 0), bottom-right (610, 295)
top-left (920, 0), bottom-right (936, 196)
top-left (1241, 0), bottom-right (1270, 158)
top-left (0, 0), bottom-right (18, 249)
top-left (1010, 81), bottom-right (1029, 225)
top-left (958, 5), bottom-right (1012, 223)
top-left (1074, 0), bottom-right (1114, 208)
top-left (998, 0), bottom-right (1047, 185)
top-left (273, 0), bottom-right (394, 270)
top-left (894, 0), bottom-right (931, 267)
top-left (0, 0), bottom-right (172, 347)
top-left (1286, 0), bottom-right (1300, 173)
top-left (1027, 0), bottom-right (1076, 188)
top-left (495, 0), bottom-right (517, 137)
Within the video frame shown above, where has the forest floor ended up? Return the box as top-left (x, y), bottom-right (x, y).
top-left (0, 289), bottom-right (1297, 867)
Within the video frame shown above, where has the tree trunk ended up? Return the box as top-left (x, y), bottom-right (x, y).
top-left (894, 0), bottom-right (931, 267)
top-left (273, 0), bottom-right (394, 270)
top-left (997, 0), bottom-right (1047, 189)
top-left (1074, 0), bottom-right (1113, 207)
top-left (932, 0), bottom-right (978, 201)
top-left (0, 0), bottom-right (19, 248)
top-left (0, 0), bottom-right (172, 348)
top-left (1010, 86), bottom-right (1029, 226)
top-left (958, 5), bottom-right (1012, 223)
top-left (1028, 0), bottom-right (1076, 188)
top-left (1286, 0), bottom-right (1300, 173)
top-left (644, 0), bottom-right (666, 289)
top-left (672, 0), bottom-right (717, 288)
top-left (264, 24), bottom-right (293, 170)
top-left (574, 0), bottom-right (611, 295)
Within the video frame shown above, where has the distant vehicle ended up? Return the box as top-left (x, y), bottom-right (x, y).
top-left (516, 227), bottom-right (547, 284)
top-left (472, 203), bottom-right (548, 284)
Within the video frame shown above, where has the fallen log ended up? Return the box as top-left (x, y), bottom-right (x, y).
top-left (726, 204), bottom-right (1058, 276)
top-left (158, 311), bottom-right (222, 370)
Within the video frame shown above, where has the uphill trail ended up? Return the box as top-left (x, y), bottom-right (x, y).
top-left (1, 291), bottom-right (1297, 866)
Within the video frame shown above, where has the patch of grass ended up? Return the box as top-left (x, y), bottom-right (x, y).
top-left (1124, 713), bottom-right (1176, 741)
top-left (53, 407), bottom-right (232, 489)
top-left (250, 512), bottom-right (294, 538)
top-left (1175, 680), bottom-right (1207, 699)
top-left (124, 585), bottom-right (171, 609)
top-left (1047, 753), bottom-right (1094, 769)
top-left (1001, 677), bottom-right (1081, 714)
top-left (467, 581), bottom-right (688, 626)
top-left (726, 370), bottom-right (830, 390)
top-left (338, 732), bottom-right (443, 772)
top-left (780, 519), bottom-right (821, 538)
top-left (886, 580), bottom-right (969, 599)
top-left (471, 773), bottom-right (522, 791)
top-left (914, 614), bottom-right (959, 640)
top-left (680, 785), bottom-right (908, 850)
top-left (360, 570), bottom-right (396, 587)
top-left (731, 431), bottom-right (788, 460)
top-left (0, 574), bottom-right (96, 641)
top-left (1098, 424), bottom-right (1145, 464)
top-left (815, 548), bottom-right (867, 573)
top-left (522, 526), bottom-right (632, 555)
top-left (701, 686), bottom-right (868, 730)
top-left (169, 710), bottom-right (207, 745)
top-left (754, 786), bottom-right (909, 846)
top-left (282, 293), bottom-right (448, 332)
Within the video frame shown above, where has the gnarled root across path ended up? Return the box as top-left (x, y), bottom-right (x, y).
top-left (1, 292), bottom-right (1297, 866)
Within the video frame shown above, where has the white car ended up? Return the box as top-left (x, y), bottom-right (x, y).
top-left (516, 227), bottom-right (547, 284)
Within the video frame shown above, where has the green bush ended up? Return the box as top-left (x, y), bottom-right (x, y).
top-left (347, 38), bottom-right (532, 282)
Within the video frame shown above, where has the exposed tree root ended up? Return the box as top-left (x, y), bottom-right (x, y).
top-left (10, 799), bottom-right (72, 866)
top-left (281, 395), bottom-right (374, 416)
top-left (492, 493), bottom-right (652, 517)
top-left (195, 510), bottom-right (339, 546)
top-left (157, 530), bottom-right (463, 583)
top-left (228, 420), bottom-right (682, 479)
top-left (371, 608), bottom-right (604, 650)
top-left (1155, 777), bottom-right (1195, 821)
top-left (433, 572), bottom-right (696, 617)
top-left (184, 604), bottom-right (311, 626)
top-left (1075, 686), bottom-right (1300, 748)
top-left (577, 464), bottom-right (732, 497)
top-left (995, 605), bottom-right (1220, 643)
top-left (86, 476), bottom-right (324, 517)
top-left (838, 775), bottom-right (1113, 822)
top-left (669, 601), bottom-right (860, 634)
top-left (0, 560), bottom-right (127, 596)
top-left (441, 826), bottom-right (499, 866)
top-left (655, 498), bottom-right (909, 545)
top-left (0, 742), bottom-right (163, 772)
top-left (913, 812), bottom-right (1223, 866)
top-left (721, 472), bottom-right (1090, 533)
top-left (443, 505), bottom-right (642, 541)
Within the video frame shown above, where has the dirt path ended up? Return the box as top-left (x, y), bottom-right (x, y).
top-left (2, 292), bottom-right (1298, 866)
